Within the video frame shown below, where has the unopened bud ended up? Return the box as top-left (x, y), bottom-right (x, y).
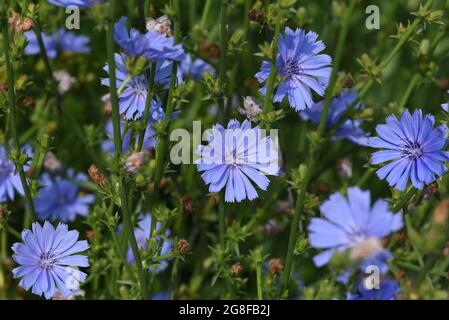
top-left (344, 74), bottom-right (354, 88)
top-left (124, 152), bottom-right (145, 173)
top-left (268, 258), bottom-right (284, 275)
top-left (230, 263), bottom-right (243, 276)
top-left (248, 9), bottom-right (262, 22)
top-left (88, 164), bottom-right (106, 187)
top-left (177, 239), bottom-right (191, 255)
top-left (349, 237), bottom-right (383, 261)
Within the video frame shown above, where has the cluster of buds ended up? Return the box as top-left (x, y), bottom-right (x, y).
top-left (9, 11), bottom-right (33, 33)
top-left (146, 15), bottom-right (172, 37)
top-left (124, 152), bottom-right (145, 174)
top-left (88, 164), bottom-right (106, 187)
top-left (268, 258), bottom-right (284, 276)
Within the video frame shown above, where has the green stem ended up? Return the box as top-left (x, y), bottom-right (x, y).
top-left (106, 0), bottom-right (148, 299)
top-left (117, 75), bottom-right (132, 96)
top-left (392, 186), bottom-right (416, 212)
top-left (218, 0), bottom-right (228, 120)
top-left (263, 9), bottom-right (282, 113)
top-left (138, 0), bottom-right (146, 31)
top-left (218, 193), bottom-right (226, 248)
top-left (137, 63), bottom-right (157, 151)
top-left (34, 23), bottom-right (53, 79)
top-left (280, 0), bottom-right (357, 295)
top-left (256, 260), bottom-right (263, 300)
top-left (1, 16), bottom-right (36, 224)
top-left (398, 73), bottom-right (421, 110)
top-left (200, 0), bottom-right (213, 29)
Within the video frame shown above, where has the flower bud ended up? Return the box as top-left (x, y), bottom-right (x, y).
top-left (182, 194), bottom-right (193, 214)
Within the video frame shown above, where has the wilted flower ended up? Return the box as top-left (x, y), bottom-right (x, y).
top-left (43, 151), bottom-right (63, 173)
top-left (268, 258), bottom-right (284, 275)
top-left (196, 120), bottom-right (279, 203)
top-left (146, 15), bottom-right (172, 36)
top-left (34, 170), bottom-right (95, 223)
top-left (300, 90), bottom-right (369, 145)
top-left (256, 27), bottom-right (332, 111)
top-left (347, 279), bottom-right (400, 300)
top-left (88, 164), bottom-right (106, 187)
top-left (177, 239), bottom-right (191, 255)
top-left (125, 152), bottom-right (145, 173)
top-left (12, 222), bottom-right (89, 299)
top-left (308, 187), bottom-right (403, 267)
top-left (238, 96), bottom-right (263, 122)
top-left (369, 109), bottom-right (449, 191)
top-left (53, 70), bottom-right (76, 94)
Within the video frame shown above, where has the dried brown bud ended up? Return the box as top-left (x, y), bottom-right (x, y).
top-left (268, 258), bottom-right (284, 275)
top-left (21, 18), bottom-right (33, 32)
top-left (159, 177), bottom-right (169, 189)
top-left (124, 152), bottom-right (145, 173)
top-left (344, 74), bottom-right (354, 88)
top-left (0, 207), bottom-right (4, 223)
top-left (177, 239), bottom-right (191, 255)
top-left (0, 83), bottom-right (8, 93)
top-left (147, 183), bottom-right (155, 193)
top-left (148, 147), bottom-right (156, 158)
top-left (9, 11), bottom-right (33, 33)
top-left (88, 164), bottom-right (106, 187)
top-left (230, 263), bottom-right (243, 276)
top-left (428, 182), bottom-right (439, 195)
top-left (199, 42), bottom-right (220, 60)
top-left (22, 96), bottom-right (35, 109)
top-left (248, 9), bottom-right (262, 22)
top-left (438, 78), bottom-right (449, 91)
top-left (102, 94), bottom-right (112, 119)
top-left (434, 199), bottom-right (449, 225)
top-left (182, 194), bottom-right (193, 214)
top-left (85, 230), bottom-right (95, 242)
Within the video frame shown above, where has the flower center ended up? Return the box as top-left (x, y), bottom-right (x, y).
top-left (403, 142), bottom-right (423, 159)
top-left (130, 77), bottom-right (147, 96)
top-left (39, 252), bottom-right (58, 269)
top-left (282, 57), bottom-right (303, 79)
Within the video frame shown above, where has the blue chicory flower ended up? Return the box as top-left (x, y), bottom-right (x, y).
top-left (369, 109), bottom-right (449, 191)
top-left (300, 89), bottom-right (369, 146)
top-left (12, 221), bottom-right (89, 299)
top-left (114, 16), bottom-right (185, 62)
top-left (0, 144), bottom-right (32, 203)
top-left (196, 119), bottom-right (280, 203)
top-left (180, 54), bottom-right (215, 80)
top-left (101, 53), bottom-right (181, 120)
top-left (101, 118), bottom-right (159, 154)
top-left (441, 90), bottom-right (448, 112)
top-left (24, 29), bottom-right (90, 58)
top-left (347, 279), bottom-right (400, 300)
top-left (308, 187), bottom-right (403, 267)
top-left (47, 0), bottom-right (99, 8)
top-left (256, 27), bottom-right (332, 111)
top-left (34, 169), bottom-right (95, 223)
top-left (120, 214), bottom-right (172, 273)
